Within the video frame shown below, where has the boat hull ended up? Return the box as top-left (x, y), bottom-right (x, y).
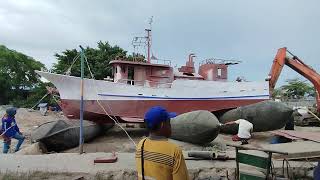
top-left (36, 71), bottom-right (270, 123)
top-left (60, 98), bottom-right (265, 123)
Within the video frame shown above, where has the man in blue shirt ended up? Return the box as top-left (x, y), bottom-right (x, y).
top-left (1, 107), bottom-right (25, 153)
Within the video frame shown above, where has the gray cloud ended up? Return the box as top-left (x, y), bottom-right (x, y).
top-left (1, 0), bottom-right (319, 85)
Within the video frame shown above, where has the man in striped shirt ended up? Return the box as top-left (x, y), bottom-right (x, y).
top-left (135, 106), bottom-right (189, 180)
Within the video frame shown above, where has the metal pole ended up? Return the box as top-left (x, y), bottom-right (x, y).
top-left (235, 147), bottom-right (239, 180)
top-left (145, 29), bottom-right (151, 63)
top-left (79, 45), bottom-right (85, 154)
top-left (266, 152), bottom-right (272, 179)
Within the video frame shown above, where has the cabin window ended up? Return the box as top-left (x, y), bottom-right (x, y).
top-left (127, 66), bottom-right (135, 85)
top-left (114, 66), bottom-right (117, 73)
top-left (217, 68), bottom-right (222, 77)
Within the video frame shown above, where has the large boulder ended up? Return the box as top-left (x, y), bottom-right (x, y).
top-left (171, 110), bottom-right (220, 144)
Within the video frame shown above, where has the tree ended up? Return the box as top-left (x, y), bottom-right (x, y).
top-left (52, 41), bottom-right (128, 80)
top-left (281, 78), bottom-right (314, 99)
top-left (10, 82), bottom-right (57, 108)
top-left (0, 72), bottom-right (11, 104)
top-left (271, 88), bottom-right (282, 99)
top-left (0, 45), bottom-right (45, 105)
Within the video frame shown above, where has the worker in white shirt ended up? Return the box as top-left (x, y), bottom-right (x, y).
top-left (223, 118), bottom-right (253, 145)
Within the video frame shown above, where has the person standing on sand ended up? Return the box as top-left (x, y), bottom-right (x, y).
top-left (135, 106), bottom-right (189, 180)
top-left (223, 118), bottom-right (253, 145)
top-left (1, 107), bottom-right (25, 153)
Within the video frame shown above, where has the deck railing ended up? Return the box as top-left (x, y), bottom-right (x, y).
top-left (199, 58), bottom-right (241, 66)
top-left (116, 79), bottom-right (172, 88)
top-left (150, 58), bottom-right (171, 66)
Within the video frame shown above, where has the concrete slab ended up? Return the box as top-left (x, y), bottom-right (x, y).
top-left (0, 152), bottom-right (316, 174)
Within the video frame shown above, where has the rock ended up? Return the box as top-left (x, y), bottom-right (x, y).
top-left (171, 110), bottom-right (220, 144)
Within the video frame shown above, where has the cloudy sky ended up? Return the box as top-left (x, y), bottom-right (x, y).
top-left (1, 0), bottom-right (319, 86)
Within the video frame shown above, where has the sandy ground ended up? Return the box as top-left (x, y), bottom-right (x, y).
top-left (1, 106), bottom-right (319, 154)
top-left (0, 107), bottom-right (319, 179)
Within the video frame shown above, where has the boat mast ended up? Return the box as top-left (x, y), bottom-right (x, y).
top-left (132, 16), bottom-right (153, 62)
top-left (146, 16), bottom-right (153, 63)
top-left (146, 29), bottom-right (151, 63)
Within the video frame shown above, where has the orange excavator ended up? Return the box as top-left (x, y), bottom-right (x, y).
top-left (267, 47), bottom-right (320, 113)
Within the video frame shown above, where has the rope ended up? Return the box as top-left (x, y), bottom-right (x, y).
top-left (65, 53), bottom-right (80, 75)
top-left (52, 95), bottom-right (60, 104)
top-left (83, 53), bottom-right (137, 147)
top-left (0, 124), bottom-right (16, 137)
top-left (29, 93), bottom-right (50, 110)
top-left (83, 55), bottom-right (120, 124)
top-left (307, 109), bottom-right (320, 122)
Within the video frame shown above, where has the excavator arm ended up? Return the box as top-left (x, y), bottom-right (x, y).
top-left (268, 47), bottom-right (320, 112)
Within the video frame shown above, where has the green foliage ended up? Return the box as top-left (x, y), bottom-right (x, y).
top-left (280, 78), bottom-right (314, 99)
top-left (0, 72), bottom-right (11, 104)
top-left (0, 45), bottom-right (45, 105)
top-left (10, 82), bottom-right (57, 108)
top-left (127, 53), bottom-right (146, 62)
top-left (271, 88), bottom-right (282, 99)
top-left (52, 41), bottom-right (128, 80)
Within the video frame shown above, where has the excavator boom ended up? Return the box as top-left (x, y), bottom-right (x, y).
top-left (268, 47), bottom-right (320, 112)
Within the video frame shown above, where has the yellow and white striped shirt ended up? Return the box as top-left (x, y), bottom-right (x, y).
top-left (135, 137), bottom-right (189, 180)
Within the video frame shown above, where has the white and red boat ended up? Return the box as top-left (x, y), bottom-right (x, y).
top-left (36, 29), bottom-right (270, 123)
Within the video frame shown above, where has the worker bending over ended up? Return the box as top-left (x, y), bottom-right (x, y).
top-left (224, 118), bottom-right (253, 145)
top-left (1, 107), bottom-right (25, 153)
top-left (135, 106), bottom-right (189, 180)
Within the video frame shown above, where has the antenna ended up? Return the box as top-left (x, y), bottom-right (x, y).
top-left (149, 16), bottom-right (153, 30)
top-left (132, 16), bottom-right (154, 63)
top-left (146, 16), bottom-right (153, 63)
